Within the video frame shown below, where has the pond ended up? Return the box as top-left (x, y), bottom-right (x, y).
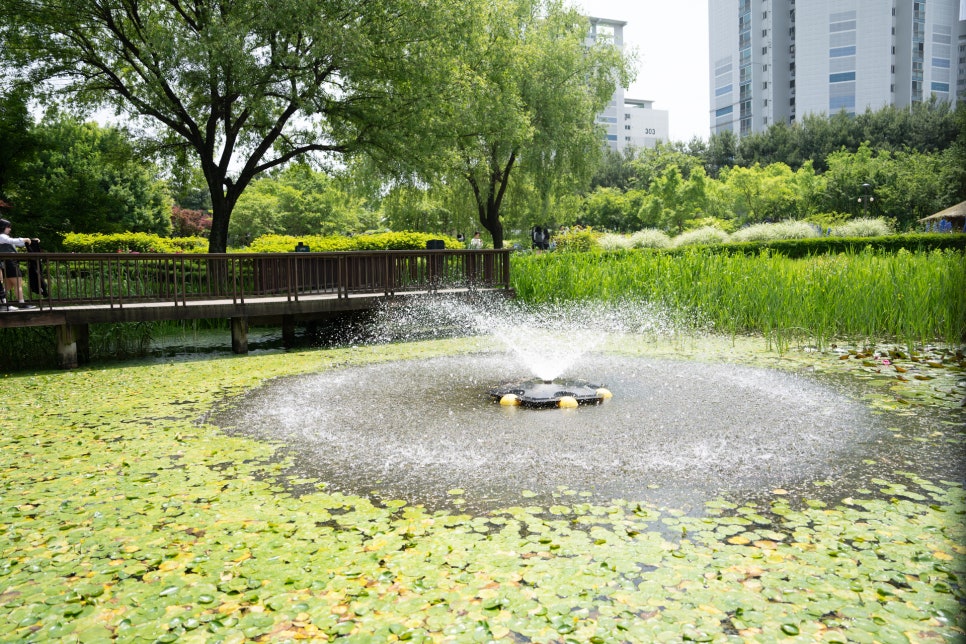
top-left (2, 309), bottom-right (964, 642)
top-left (212, 350), bottom-right (955, 516)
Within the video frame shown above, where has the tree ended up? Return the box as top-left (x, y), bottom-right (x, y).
top-left (229, 164), bottom-right (374, 243)
top-left (703, 130), bottom-right (738, 178)
top-left (6, 113), bottom-right (170, 243)
top-left (2, 0), bottom-right (465, 251)
top-left (944, 103), bottom-right (966, 203)
top-left (439, 0), bottom-right (630, 249)
top-left (581, 187), bottom-right (635, 231)
top-left (591, 147), bottom-right (640, 192)
top-left (0, 84), bottom-right (37, 203)
top-left (626, 142), bottom-right (704, 190)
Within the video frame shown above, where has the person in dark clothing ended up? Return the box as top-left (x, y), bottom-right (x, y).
top-left (530, 226), bottom-right (550, 251)
top-left (0, 218), bottom-right (38, 309)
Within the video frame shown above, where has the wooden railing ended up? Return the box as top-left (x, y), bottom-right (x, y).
top-left (18, 249), bottom-right (511, 309)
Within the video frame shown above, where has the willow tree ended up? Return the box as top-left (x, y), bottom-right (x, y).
top-left (0, 0), bottom-right (465, 251)
top-left (447, 0), bottom-right (631, 248)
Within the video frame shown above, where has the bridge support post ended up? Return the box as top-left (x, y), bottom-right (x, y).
top-left (231, 317), bottom-right (248, 354)
top-left (282, 316), bottom-right (296, 348)
top-left (56, 324), bottom-right (89, 369)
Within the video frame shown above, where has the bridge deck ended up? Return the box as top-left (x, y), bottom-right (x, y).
top-left (0, 249), bottom-right (511, 367)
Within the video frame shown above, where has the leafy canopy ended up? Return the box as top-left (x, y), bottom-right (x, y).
top-left (0, 0), bottom-right (470, 251)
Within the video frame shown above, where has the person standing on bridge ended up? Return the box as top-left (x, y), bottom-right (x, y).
top-left (0, 218), bottom-right (38, 309)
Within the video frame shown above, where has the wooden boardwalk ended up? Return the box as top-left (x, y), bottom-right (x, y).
top-left (0, 249), bottom-right (511, 368)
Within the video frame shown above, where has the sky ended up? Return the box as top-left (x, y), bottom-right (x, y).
top-left (577, 0), bottom-right (711, 143)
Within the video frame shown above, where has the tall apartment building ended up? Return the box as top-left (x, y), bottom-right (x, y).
top-left (709, 0), bottom-right (966, 137)
top-left (587, 17), bottom-right (670, 151)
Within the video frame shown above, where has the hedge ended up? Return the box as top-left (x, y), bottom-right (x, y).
top-left (245, 232), bottom-right (463, 253)
top-left (704, 233), bottom-right (966, 258)
top-left (61, 232), bottom-right (209, 253)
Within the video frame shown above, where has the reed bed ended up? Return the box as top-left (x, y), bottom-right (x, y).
top-left (511, 248), bottom-right (966, 351)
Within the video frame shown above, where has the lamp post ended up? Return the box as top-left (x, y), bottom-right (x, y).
top-left (857, 183), bottom-right (874, 216)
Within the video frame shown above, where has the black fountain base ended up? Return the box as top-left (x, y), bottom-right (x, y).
top-left (488, 378), bottom-right (612, 408)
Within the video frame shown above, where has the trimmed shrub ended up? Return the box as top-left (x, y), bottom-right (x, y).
top-left (245, 231), bottom-right (462, 253)
top-left (553, 227), bottom-right (601, 252)
top-left (62, 232), bottom-right (208, 253)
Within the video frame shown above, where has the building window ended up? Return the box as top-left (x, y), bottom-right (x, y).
top-left (830, 46), bottom-right (856, 57)
top-left (830, 95), bottom-right (855, 110)
top-left (830, 72), bottom-right (856, 83)
top-left (931, 82), bottom-right (950, 92)
top-left (716, 105), bottom-right (734, 118)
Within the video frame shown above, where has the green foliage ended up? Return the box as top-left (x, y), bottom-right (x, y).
top-left (246, 232), bottom-right (462, 253)
top-left (62, 232), bottom-right (208, 253)
top-left (0, 114), bottom-right (171, 246)
top-left (0, 84), bottom-right (36, 200)
top-left (512, 246), bottom-right (966, 347)
top-left (552, 227), bottom-right (601, 252)
top-left (1, 0), bottom-right (476, 252)
top-left (381, 182), bottom-right (467, 235)
top-left (229, 164), bottom-right (378, 244)
top-left (431, 0), bottom-right (632, 248)
top-left (719, 234), bottom-right (966, 259)
top-left (735, 98), bottom-right (959, 172)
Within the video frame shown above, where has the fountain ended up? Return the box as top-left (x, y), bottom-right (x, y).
top-left (210, 294), bottom-right (907, 512)
top-left (488, 378), bottom-right (612, 408)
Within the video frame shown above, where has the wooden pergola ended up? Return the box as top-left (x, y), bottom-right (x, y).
top-left (919, 200), bottom-right (966, 231)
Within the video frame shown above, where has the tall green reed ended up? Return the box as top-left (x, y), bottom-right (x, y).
top-left (511, 247), bottom-right (966, 351)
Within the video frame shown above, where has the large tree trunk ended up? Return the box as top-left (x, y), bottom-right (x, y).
top-left (207, 201), bottom-right (231, 254)
top-left (480, 194), bottom-right (504, 249)
top-left (469, 150), bottom-right (515, 250)
top-left (203, 163), bottom-right (245, 254)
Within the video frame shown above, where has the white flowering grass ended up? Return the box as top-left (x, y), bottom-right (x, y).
top-left (629, 229), bottom-right (672, 249)
top-left (730, 220), bottom-right (821, 243)
top-left (672, 226), bottom-right (730, 248)
top-left (831, 217), bottom-right (893, 238)
top-left (598, 233), bottom-right (634, 251)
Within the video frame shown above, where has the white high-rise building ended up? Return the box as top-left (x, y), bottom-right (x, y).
top-left (709, 0), bottom-right (966, 137)
top-left (587, 17), bottom-right (670, 151)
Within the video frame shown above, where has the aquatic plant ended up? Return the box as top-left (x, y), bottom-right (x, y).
top-left (511, 247), bottom-right (966, 350)
top-left (0, 339), bottom-right (963, 642)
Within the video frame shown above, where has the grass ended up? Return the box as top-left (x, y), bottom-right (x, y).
top-left (511, 247), bottom-right (966, 352)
